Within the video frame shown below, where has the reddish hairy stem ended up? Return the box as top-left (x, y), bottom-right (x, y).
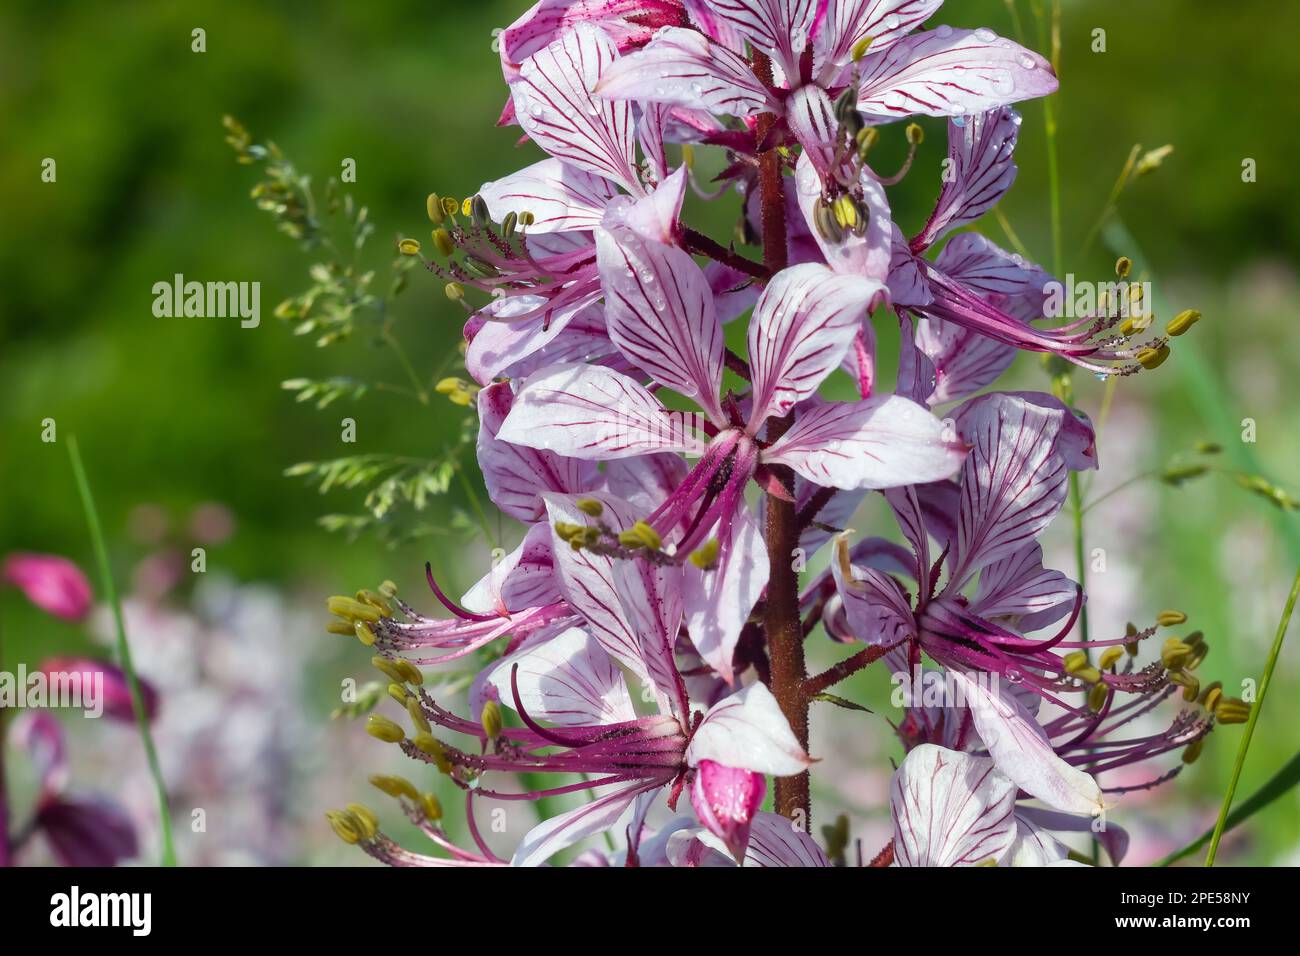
top-left (803, 645), bottom-right (890, 698)
top-left (752, 51), bottom-right (809, 825)
top-left (681, 227), bottom-right (769, 281)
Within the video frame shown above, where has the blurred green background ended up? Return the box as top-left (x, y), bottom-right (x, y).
top-left (2, 0), bottom-right (1298, 864)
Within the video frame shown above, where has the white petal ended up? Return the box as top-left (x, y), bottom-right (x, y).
top-left (688, 682), bottom-right (811, 776)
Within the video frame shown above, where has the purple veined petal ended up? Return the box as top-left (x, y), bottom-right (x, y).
top-left (890, 743), bottom-right (1018, 867)
top-left (763, 394), bottom-right (967, 490)
top-left (478, 381), bottom-right (599, 521)
top-left (896, 311), bottom-right (939, 404)
top-left (830, 535), bottom-right (917, 647)
top-left (969, 390), bottom-right (1098, 471)
top-left (603, 162), bottom-right (688, 245)
top-left (596, 178), bottom-right (727, 424)
top-left (688, 682), bottom-right (811, 776)
top-left (888, 227), bottom-right (933, 306)
top-left (838, 316), bottom-right (877, 398)
top-left (934, 231), bottom-right (1052, 327)
top-left (947, 392), bottom-right (1069, 590)
top-left (1017, 806), bottom-right (1130, 866)
top-left (611, 552), bottom-right (689, 720)
top-left (479, 158), bottom-right (621, 234)
top-left (510, 22), bottom-right (643, 195)
top-left (746, 263), bottom-right (882, 430)
top-left (1002, 812), bottom-right (1071, 867)
top-left (971, 542), bottom-right (1077, 631)
top-left (706, 0), bottom-right (818, 80)
top-left (464, 297), bottom-right (612, 387)
top-left (856, 27), bottom-right (1058, 123)
top-left (913, 107), bottom-right (1021, 250)
top-left (704, 260), bottom-right (760, 324)
top-left (812, 0), bottom-right (946, 81)
top-left (744, 811), bottom-right (832, 866)
top-left (913, 315), bottom-right (1017, 405)
top-left (485, 625), bottom-right (638, 726)
top-left (793, 153), bottom-right (893, 285)
top-left (35, 795), bottom-right (139, 867)
top-left (913, 477), bottom-right (960, 551)
top-left (499, 0), bottom-right (690, 72)
top-left (511, 777), bottom-right (668, 866)
top-left (460, 522), bottom-right (563, 616)
top-left (947, 670), bottom-right (1107, 815)
top-left (786, 84), bottom-right (839, 180)
top-left (639, 102), bottom-right (671, 184)
top-left (594, 26), bottom-right (775, 118)
top-left (690, 760), bottom-right (766, 862)
top-left (682, 0), bottom-right (747, 52)
top-left (9, 711), bottom-right (69, 798)
top-left (542, 493), bottom-right (681, 713)
top-left (498, 362), bottom-right (697, 460)
top-left (37, 656), bottom-right (159, 724)
top-left (2, 552), bottom-right (93, 622)
top-left (604, 452), bottom-right (689, 513)
top-left (883, 484), bottom-right (932, 595)
top-left (683, 505), bottom-right (769, 684)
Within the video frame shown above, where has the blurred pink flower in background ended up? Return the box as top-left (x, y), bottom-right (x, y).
top-left (2, 552), bottom-right (93, 621)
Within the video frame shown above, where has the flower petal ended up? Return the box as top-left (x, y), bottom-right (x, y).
top-left (948, 392), bottom-right (1069, 589)
top-left (890, 743), bottom-right (1018, 866)
top-left (36, 795), bottom-right (139, 867)
top-left (511, 778), bottom-right (667, 866)
top-left (913, 107), bottom-right (1022, 250)
top-left (486, 625), bottom-right (637, 726)
top-left (690, 760), bottom-right (766, 862)
top-left (460, 522), bottom-right (563, 615)
top-left (813, 0), bottom-right (945, 77)
top-left (746, 263), bottom-right (882, 429)
top-left (3, 552), bottom-right (93, 621)
top-left (595, 26), bottom-right (774, 118)
top-left (478, 381), bottom-right (599, 521)
top-left (510, 22), bottom-right (642, 194)
top-left (683, 506), bottom-right (769, 684)
top-left (793, 153), bottom-right (893, 285)
top-left (856, 27), bottom-right (1058, 122)
top-left (688, 682), bottom-right (811, 776)
top-left (831, 535), bottom-right (917, 647)
top-left (36, 657), bottom-right (159, 724)
top-left (764, 395), bottom-right (967, 490)
top-left (498, 362), bottom-right (695, 460)
top-left (480, 158), bottom-right (621, 234)
top-left (948, 670), bottom-right (1107, 815)
top-left (706, 0), bottom-right (818, 79)
top-left (972, 542), bottom-right (1077, 631)
top-left (597, 174), bottom-right (727, 422)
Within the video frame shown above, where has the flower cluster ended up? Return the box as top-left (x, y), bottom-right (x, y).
top-left (323, 0), bottom-right (1232, 867)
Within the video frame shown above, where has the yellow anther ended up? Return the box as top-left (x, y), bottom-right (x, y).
top-left (346, 803), bottom-right (379, 840)
top-left (397, 238), bottom-right (422, 256)
top-left (461, 197), bottom-right (474, 217)
top-left (432, 227), bottom-right (456, 257)
top-left (1118, 315), bottom-right (1150, 337)
top-left (373, 656), bottom-right (407, 684)
top-left (1200, 682), bottom-right (1223, 713)
top-left (1214, 697), bottom-right (1250, 724)
top-left (1124, 622), bottom-right (1140, 656)
top-left (326, 810), bottom-right (362, 845)
top-left (407, 696), bottom-right (431, 734)
top-left (326, 619), bottom-right (355, 636)
top-left (355, 621), bottom-right (377, 647)
top-left (855, 126), bottom-right (880, 159)
top-left (1165, 309), bottom-right (1201, 337)
top-left (365, 714), bottom-right (405, 743)
top-left (519, 211), bottom-right (535, 227)
top-left (387, 682), bottom-right (408, 705)
top-left (396, 660), bottom-right (424, 686)
top-left (378, 580), bottom-right (399, 599)
top-left (1115, 256), bottom-right (1133, 279)
top-left (576, 498), bottom-right (604, 517)
top-left (441, 196), bottom-right (460, 217)
top-left (421, 793), bottom-right (444, 822)
top-left (689, 538), bottom-right (721, 571)
top-left (1157, 609), bottom-right (1188, 627)
top-left (414, 733), bottom-right (453, 773)
top-left (681, 144), bottom-right (695, 169)
top-left (831, 194), bottom-right (859, 230)
top-left (1098, 646), bottom-right (1124, 670)
top-left (427, 193), bottom-right (444, 223)
top-left (905, 122), bottom-right (924, 146)
top-left (328, 595), bottom-right (382, 623)
top-left (1182, 739), bottom-right (1204, 765)
top-left (1087, 682), bottom-right (1110, 713)
top-left (851, 35), bottom-right (874, 60)
top-left (370, 774), bottom-right (420, 802)
top-left (1062, 651), bottom-right (1090, 674)
top-left (481, 700), bottom-right (503, 741)
top-left (445, 282), bottom-right (465, 302)
top-left (617, 520), bottom-right (662, 551)
top-left (1161, 637), bottom-right (1192, 670)
top-left (1136, 345), bottom-right (1171, 370)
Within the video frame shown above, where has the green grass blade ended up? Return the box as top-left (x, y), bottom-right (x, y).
top-left (68, 436), bottom-right (177, 867)
top-left (1156, 747), bottom-right (1300, 866)
top-left (1203, 564), bottom-right (1300, 865)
